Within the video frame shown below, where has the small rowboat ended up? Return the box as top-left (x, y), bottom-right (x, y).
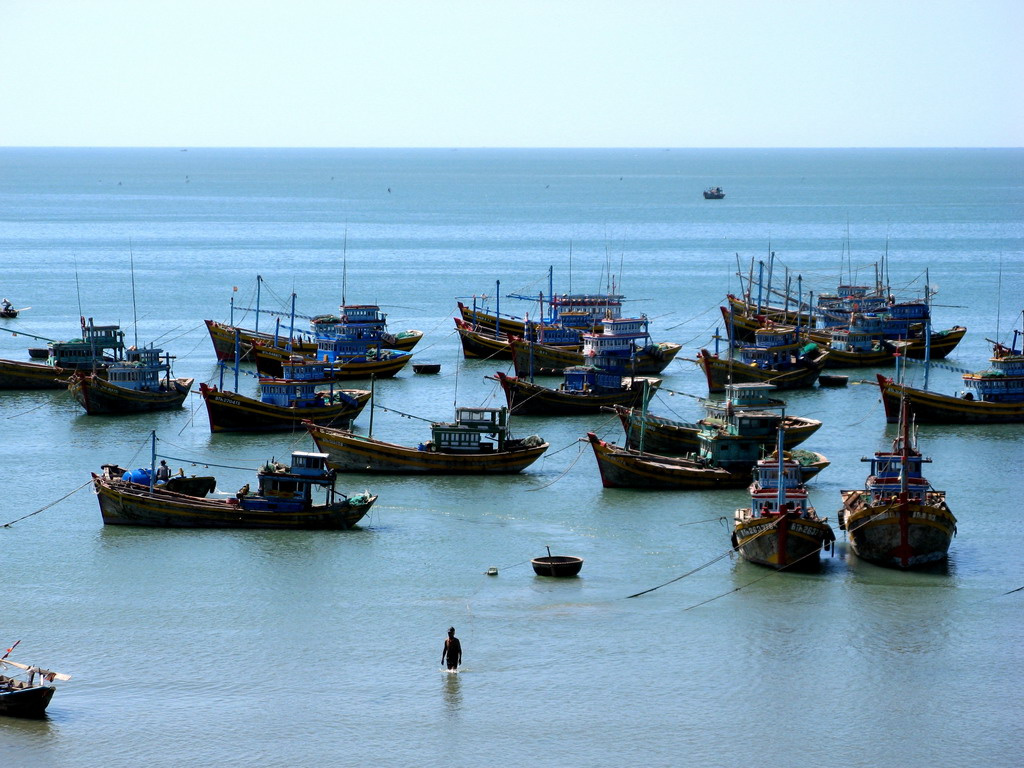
top-left (413, 363), bottom-right (441, 374)
top-left (531, 548), bottom-right (584, 577)
top-left (818, 374), bottom-right (849, 387)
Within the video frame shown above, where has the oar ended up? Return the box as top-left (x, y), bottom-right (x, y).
top-left (0, 659), bottom-right (72, 681)
top-left (1, 640), bottom-right (20, 660)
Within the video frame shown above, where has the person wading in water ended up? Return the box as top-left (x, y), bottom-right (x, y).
top-left (442, 627), bottom-right (462, 671)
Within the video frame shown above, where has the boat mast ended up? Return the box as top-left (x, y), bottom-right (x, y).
top-left (341, 228), bottom-right (348, 307)
top-left (755, 260), bottom-right (765, 314)
top-left (775, 427), bottom-right (785, 513)
top-left (233, 329), bottom-right (241, 393)
top-left (255, 275), bottom-right (262, 333)
top-left (796, 276), bottom-right (803, 336)
top-left (923, 269), bottom-right (931, 391)
top-left (129, 239), bottom-right (139, 348)
top-left (288, 292), bottom-right (297, 351)
top-left (150, 430), bottom-right (157, 492)
top-left (495, 280), bottom-right (501, 338)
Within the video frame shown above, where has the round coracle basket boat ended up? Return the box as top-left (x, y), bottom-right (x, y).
top-left (531, 555), bottom-right (584, 577)
top-left (413, 363), bottom-right (441, 374)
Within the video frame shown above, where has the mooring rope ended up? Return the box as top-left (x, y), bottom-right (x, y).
top-left (1, 479), bottom-right (94, 528)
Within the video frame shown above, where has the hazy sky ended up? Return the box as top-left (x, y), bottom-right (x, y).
top-left (3, 0), bottom-right (1021, 147)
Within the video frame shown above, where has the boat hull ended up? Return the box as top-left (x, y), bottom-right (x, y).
top-left (613, 405), bottom-right (821, 454)
top-left (93, 475), bottom-right (376, 529)
top-left (0, 681), bottom-right (55, 718)
top-left (839, 492), bottom-right (957, 568)
top-left (454, 320), bottom-right (516, 359)
top-left (876, 374), bottom-right (1024, 424)
top-left (306, 423), bottom-right (549, 474)
top-left (253, 347), bottom-right (411, 379)
top-left (531, 556), bottom-right (583, 577)
top-left (198, 383), bottom-right (370, 432)
top-left (511, 340), bottom-right (681, 376)
top-left (493, 372), bottom-right (660, 416)
top-left (585, 433), bottom-right (828, 490)
top-left (732, 512), bottom-right (835, 570)
top-left (697, 348), bottom-right (828, 392)
top-left (69, 374), bottom-right (193, 414)
top-left (0, 358), bottom-right (69, 389)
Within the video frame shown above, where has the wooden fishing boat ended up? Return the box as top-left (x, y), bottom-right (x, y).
top-left (838, 397), bottom-right (956, 568)
top-left (458, 283), bottom-right (624, 336)
top-left (0, 302), bottom-right (18, 319)
top-left (0, 658), bottom-right (71, 718)
top-left (453, 316), bottom-right (581, 360)
top-left (94, 448), bottom-right (376, 529)
top-left (611, 383), bottom-right (822, 454)
top-left (585, 432), bottom-right (828, 490)
top-left (703, 186), bottom-right (725, 199)
top-left (305, 406), bottom-right (548, 474)
top-left (732, 433), bottom-right (835, 570)
top-left (531, 552), bottom-right (583, 577)
top-left (875, 334), bottom-right (1024, 423)
top-left (0, 318), bottom-right (125, 390)
top-left (68, 346), bottom-right (192, 414)
top-left (510, 316), bottom-right (681, 376)
top-left (199, 381), bottom-right (369, 433)
top-left (721, 294), bottom-right (967, 360)
top-left (253, 343), bottom-right (412, 379)
top-left (100, 464), bottom-right (216, 497)
top-left (205, 307), bottom-right (423, 362)
top-left (491, 370), bottom-right (659, 416)
top-left (697, 324), bottom-right (829, 392)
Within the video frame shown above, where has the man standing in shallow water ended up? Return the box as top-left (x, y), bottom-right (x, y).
top-left (442, 627), bottom-right (461, 671)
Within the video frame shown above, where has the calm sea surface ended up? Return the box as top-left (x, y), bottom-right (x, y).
top-left (1, 148), bottom-right (1022, 767)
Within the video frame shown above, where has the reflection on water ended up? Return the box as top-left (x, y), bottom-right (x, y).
top-left (442, 669), bottom-right (462, 716)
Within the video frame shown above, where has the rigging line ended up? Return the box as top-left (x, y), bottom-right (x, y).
top-left (373, 404), bottom-right (435, 424)
top-left (4, 401), bottom-right (51, 419)
top-left (629, 516), bottom-right (785, 599)
top-left (663, 300), bottom-right (722, 332)
top-left (157, 455), bottom-right (261, 472)
top-left (526, 442), bottom-right (586, 492)
top-left (2, 479), bottom-right (93, 528)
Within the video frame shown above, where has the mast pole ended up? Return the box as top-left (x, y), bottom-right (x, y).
top-left (255, 275), bottom-right (262, 333)
top-left (495, 280), bottom-right (501, 338)
top-left (288, 292), bottom-right (297, 351)
top-left (755, 261), bottom-right (765, 314)
top-left (150, 430), bottom-right (157, 492)
top-left (776, 426), bottom-right (785, 513)
top-left (233, 329), bottom-right (241, 393)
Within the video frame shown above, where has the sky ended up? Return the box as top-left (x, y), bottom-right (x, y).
top-left (2, 0), bottom-right (1021, 148)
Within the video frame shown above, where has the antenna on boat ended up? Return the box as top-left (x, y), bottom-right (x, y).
top-left (341, 227), bottom-right (348, 307)
top-left (568, 241), bottom-right (572, 294)
top-left (129, 238), bottom-right (139, 348)
top-left (996, 252), bottom-right (1003, 344)
top-left (74, 256), bottom-right (84, 329)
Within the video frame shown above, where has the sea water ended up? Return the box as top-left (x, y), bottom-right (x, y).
top-left (0, 148), bottom-right (1022, 767)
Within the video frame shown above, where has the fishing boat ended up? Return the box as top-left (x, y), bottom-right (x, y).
top-left (205, 302), bottom-right (422, 362)
top-left (458, 270), bottom-right (625, 336)
top-left (93, 443), bottom-right (377, 529)
top-left (510, 316), bottom-right (681, 376)
top-left (99, 464), bottom-right (217, 497)
top-left (0, 655), bottom-right (71, 718)
top-left (610, 382), bottom-right (822, 454)
top-left (1, 299), bottom-right (19, 319)
top-left (68, 345), bottom-right (192, 414)
top-left (0, 318), bottom-right (125, 390)
top-left (254, 342), bottom-right (412, 380)
top-left (697, 323), bottom-right (829, 392)
top-left (875, 332), bottom-right (1024, 423)
top-left (838, 398), bottom-right (956, 568)
top-left (703, 186), bottom-right (725, 199)
top-left (584, 423), bottom-right (828, 490)
top-left (306, 405), bottom-right (548, 474)
top-left (732, 432), bottom-right (835, 570)
top-left (721, 293), bottom-right (967, 360)
top-left (491, 367), bottom-right (659, 416)
top-left (453, 316), bottom-right (581, 360)
top-left (412, 363), bottom-right (441, 374)
top-left (198, 351), bottom-right (370, 433)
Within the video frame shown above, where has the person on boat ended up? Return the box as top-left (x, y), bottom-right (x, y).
top-left (442, 627), bottom-right (461, 671)
top-left (236, 483), bottom-right (250, 500)
top-left (1, 298), bottom-right (11, 311)
top-left (155, 460), bottom-right (171, 484)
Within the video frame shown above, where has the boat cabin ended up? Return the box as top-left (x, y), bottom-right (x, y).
top-left (580, 316), bottom-right (651, 372)
top-left (830, 327), bottom-right (882, 353)
top-left (278, 357), bottom-right (337, 381)
top-left (740, 326), bottom-right (809, 368)
top-left (242, 452), bottom-right (335, 511)
top-left (48, 320), bottom-right (126, 369)
top-left (562, 365), bottom-right (624, 394)
top-left (106, 347), bottom-right (171, 391)
top-left (549, 294), bottom-right (624, 328)
top-left (702, 384), bottom-right (786, 438)
top-left (317, 338), bottom-right (381, 362)
top-left (862, 451), bottom-right (930, 502)
top-left (428, 407), bottom-right (511, 453)
top-left (523, 322), bottom-right (581, 346)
